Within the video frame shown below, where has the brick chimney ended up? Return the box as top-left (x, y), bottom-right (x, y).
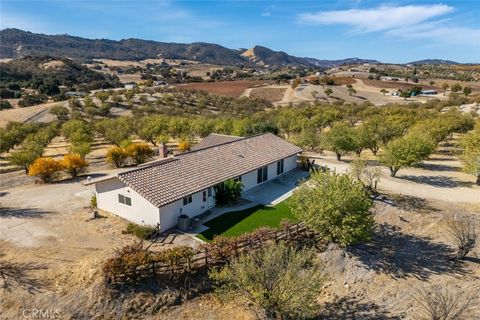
top-left (159, 143), bottom-right (168, 158)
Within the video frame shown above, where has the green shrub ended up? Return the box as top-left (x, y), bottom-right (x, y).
top-left (125, 223), bottom-right (157, 240)
top-left (214, 179), bottom-right (243, 205)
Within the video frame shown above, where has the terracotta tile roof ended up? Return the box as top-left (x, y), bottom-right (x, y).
top-left (191, 133), bottom-right (242, 151)
top-left (118, 133), bottom-right (302, 207)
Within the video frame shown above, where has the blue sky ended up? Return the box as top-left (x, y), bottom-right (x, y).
top-left (1, 0), bottom-right (479, 63)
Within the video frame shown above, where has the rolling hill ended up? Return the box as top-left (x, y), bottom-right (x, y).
top-left (0, 28), bottom-right (380, 68)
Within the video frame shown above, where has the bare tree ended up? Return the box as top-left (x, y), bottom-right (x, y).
top-left (413, 282), bottom-right (480, 320)
top-left (445, 212), bottom-right (477, 260)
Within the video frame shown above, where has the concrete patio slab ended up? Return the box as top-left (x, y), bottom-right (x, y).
top-left (242, 168), bottom-right (309, 205)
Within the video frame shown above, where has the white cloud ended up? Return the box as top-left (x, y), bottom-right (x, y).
top-left (261, 12), bottom-right (271, 17)
top-left (297, 4), bottom-right (454, 33)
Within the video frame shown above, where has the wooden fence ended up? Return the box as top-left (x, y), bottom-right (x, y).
top-left (107, 222), bottom-right (322, 284)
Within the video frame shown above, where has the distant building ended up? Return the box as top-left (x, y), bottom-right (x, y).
top-left (380, 76), bottom-right (400, 81)
top-left (420, 90), bottom-right (438, 95)
top-left (65, 91), bottom-right (87, 97)
top-left (124, 83), bottom-right (138, 90)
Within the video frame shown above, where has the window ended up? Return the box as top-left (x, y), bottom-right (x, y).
top-left (257, 166), bottom-right (268, 184)
top-left (118, 194), bottom-right (132, 206)
top-left (277, 159), bottom-right (284, 175)
top-left (183, 195), bottom-right (192, 206)
top-left (202, 190), bottom-right (207, 202)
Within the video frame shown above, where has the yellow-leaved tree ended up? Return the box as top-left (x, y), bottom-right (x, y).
top-left (28, 157), bottom-right (64, 183)
top-left (62, 154), bottom-right (88, 178)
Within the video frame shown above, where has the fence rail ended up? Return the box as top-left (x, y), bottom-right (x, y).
top-left (107, 222), bottom-right (321, 284)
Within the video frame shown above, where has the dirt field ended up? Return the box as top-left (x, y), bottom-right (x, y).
top-left (176, 80), bottom-right (274, 98)
top-left (0, 100), bottom-right (67, 128)
top-left (362, 79), bottom-right (438, 91)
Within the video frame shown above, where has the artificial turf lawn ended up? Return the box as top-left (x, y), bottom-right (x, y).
top-left (196, 200), bottom-right (297, 241)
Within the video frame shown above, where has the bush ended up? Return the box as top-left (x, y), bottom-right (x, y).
top-left (125, 223), bottom-right (157, 240)
top-left (214, 179), bottom-right (243, 205)
top-left (209, 241), bottom-right (325, 319)
top-left (106, 146), bottom-right (129, 168)
top-left (125, 143), bottom-right (154, 165)
top-left (0, 100), bottom-right (12, 110)
top-left (413, 282), bottom-right (480, 320)
top-left (90, 195), bottom-right (97, 208)
top-left (28, 157), bottom-right (64, 183)
top-left (445, 213), bottom-right (477, 260)
top-left (290, 170), bottom-right (374, 246)
top-left (178, 140), bottom-right (191, 152)
top-left (61, 153), bottom-right (88, 178)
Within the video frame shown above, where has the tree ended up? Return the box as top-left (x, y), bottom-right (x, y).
top-left (106, 147), bottom-right (129, 168)
top-left (95, 117), bottom-right (132, 146)
top-left (350, 158), bottom-right (382, 194)
top-left (125, 143), bottom-right (154, 165)
top-left (451, 83), bottom-right (462, 93)
top-left (70, 142), bottom-right (91, 159)
top-left (209, 242), bottom-right (325, 319)
top-left (463, 86), bottom-right (472, 97)
top-left (61, 154), bottom-right (88, 178)
top-left (95, 91), bottom-right (110, 103)
top-left (346, 84), bottom-right (356, 96)
top-left (379, 135), bottom-right (435, 177)
top-left (324, 88), bottom-right (333, 97)
top-left (445, 213), bottom-right (477, 260)
top-left (49, 105), bottom-right (70, 121)
top-left (321, 122), bottom-right (356, 160)
top-left (461, 127), bottom-right (480, 185)
top-left (290, 170), bottom-right (374, 246)
top-left (28, 157), bottom-right (63, 183)
top-left (135, 116), bottom-right (168, 146)
top-left (8, 143), bottom-right (44, 173)
top-left (442, 82), bottom-right (449, 95)
top-left (214, 179), bottom-right (243, 205)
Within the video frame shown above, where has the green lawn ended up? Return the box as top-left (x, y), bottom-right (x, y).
top-left (196, 200), bottom-right (298, 241)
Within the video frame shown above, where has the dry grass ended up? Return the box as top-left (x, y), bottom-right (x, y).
top-left (249, 87), bottom-right (287, 102)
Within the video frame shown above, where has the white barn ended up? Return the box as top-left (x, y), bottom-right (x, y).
top-left (86, 133), bottom-right (302, 232)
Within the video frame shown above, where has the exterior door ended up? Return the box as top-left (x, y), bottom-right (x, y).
top-left (207, 187), bottom-right (214, 207)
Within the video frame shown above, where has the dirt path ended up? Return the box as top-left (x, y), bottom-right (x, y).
top-left (0, 100), bottom-right (68, 128)
top-left (304, 150), bottom-right (480, 207)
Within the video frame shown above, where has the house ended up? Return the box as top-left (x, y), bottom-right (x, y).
top-left (85, 133), bottom-right (302, 232)
top-left (420, 90), bottom-right (438, 95)
top-left (124, 83), bottom-right (138, 90)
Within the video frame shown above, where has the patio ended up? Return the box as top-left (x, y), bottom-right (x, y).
top-left (186, 168), bottom-right (309, 241)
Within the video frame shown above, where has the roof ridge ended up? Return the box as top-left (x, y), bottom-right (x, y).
top-left (208, 133), bottom-right (243, 138)
top-left (178, 132), bottom-right (275, 157)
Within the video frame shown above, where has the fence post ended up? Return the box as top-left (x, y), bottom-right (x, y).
top-left (204, 247), bottom-right (208, 267)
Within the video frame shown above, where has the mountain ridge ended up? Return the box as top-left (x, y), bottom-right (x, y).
top-left (0, 28), bottom-right (381, 68)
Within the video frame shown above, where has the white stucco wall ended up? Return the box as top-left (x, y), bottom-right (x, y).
top-left (95, 178), bottom-right (160, 226)
top-left (159, 189), bottom-right (214, 231)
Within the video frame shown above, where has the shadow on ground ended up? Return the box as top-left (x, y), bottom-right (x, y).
top-left (0, 207), bottom-right (51, 218)
top-left (415, 162), bottom-right (459, 172)
top-left (349, 223), bottom-right (466, 280)
top-left (399, 175), bottom-right (472, 188)
top-left (318, 296), bottom-right (402, 320)
top-left (375, 194), bottom-right (439, 213)
top-left (0, 260), bottom-right (48, 293)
